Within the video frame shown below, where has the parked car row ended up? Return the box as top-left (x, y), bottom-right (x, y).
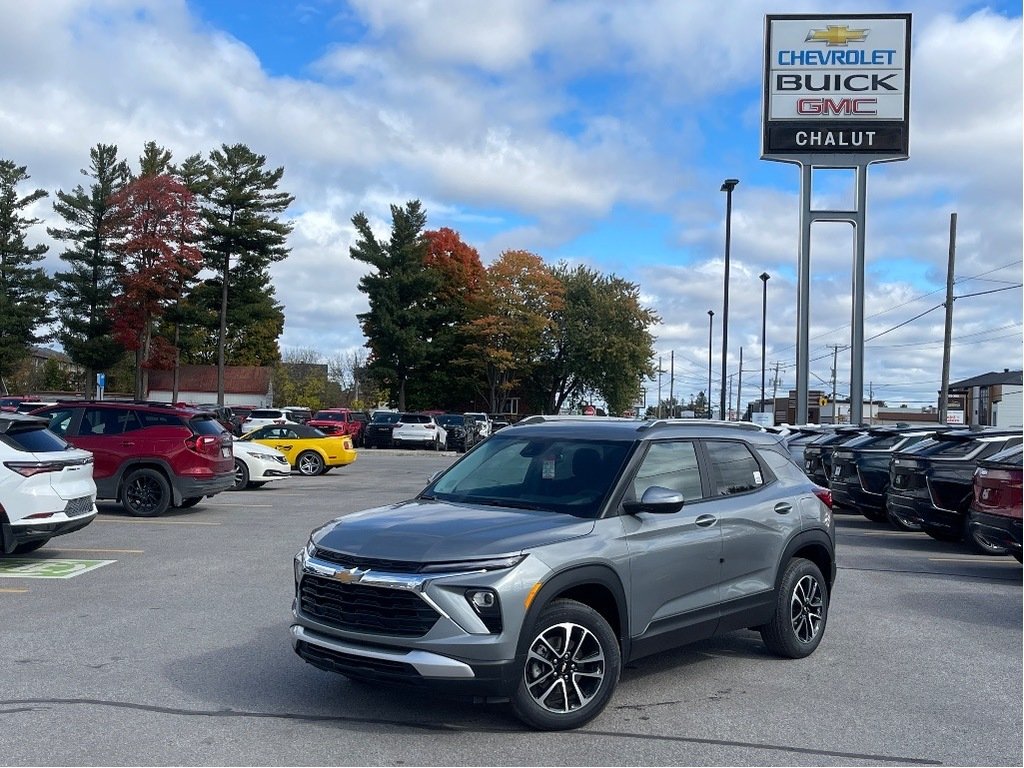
top-left (362, 411), bottom-right (490, 452)
top-left (793, 423), bottom-right (1022, 559)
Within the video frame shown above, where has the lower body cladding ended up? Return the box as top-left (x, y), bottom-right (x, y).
top-left (290, 545), bottom-right (545, 700)
top-left (3, 505), bottom-right (97, 553)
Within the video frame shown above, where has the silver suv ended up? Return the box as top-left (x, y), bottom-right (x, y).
top-left (291, 417), bottom-right (836, 730)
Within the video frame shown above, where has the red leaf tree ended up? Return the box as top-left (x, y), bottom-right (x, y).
top-left (106, 174), bottom-right (203, 398)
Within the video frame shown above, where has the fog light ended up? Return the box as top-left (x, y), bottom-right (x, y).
top-left (465, 589), bottom-right (502, 633)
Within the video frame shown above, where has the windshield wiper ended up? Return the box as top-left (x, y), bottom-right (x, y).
top-left (473, 498), bottom-right (550, 511)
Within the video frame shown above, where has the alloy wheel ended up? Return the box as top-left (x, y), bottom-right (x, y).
top-left (523, 621), bottom-right (606, 714)
top-left (790, 574), bottom-right (824, 643)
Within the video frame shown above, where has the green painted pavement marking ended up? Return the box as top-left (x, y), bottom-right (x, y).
top-left (0, 558), bottom-right (115, 579)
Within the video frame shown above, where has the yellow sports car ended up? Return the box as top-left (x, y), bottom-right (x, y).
top-left (239, 423), bottom-right (356, 476)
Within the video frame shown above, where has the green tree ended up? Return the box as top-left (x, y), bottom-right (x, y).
top-left (200, 143), bottom-right (293, 403)
top-left (351, 200), bottom-right (440, 410)
top-left (531, 265), bottom-right (658, 415)
top-left (49, 143), bottom-right (131, 397)
top-left (138, 141), bottom-right (173, 177)
top-left (0, 161), bottom-right (52, 386)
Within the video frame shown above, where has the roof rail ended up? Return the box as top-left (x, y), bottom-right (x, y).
top-left (513, 414), bottom-right (636, 426)
top-left (637, 418), bottom-right (769, 433)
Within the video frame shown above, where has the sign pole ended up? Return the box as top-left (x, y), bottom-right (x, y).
top-left (850, 165), bottom-right (868, 424)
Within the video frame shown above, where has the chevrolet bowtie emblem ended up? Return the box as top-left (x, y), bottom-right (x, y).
top-left (806, 25), bottom-right (869, 46)
top-left (332, 566), bottom-right (368, 584)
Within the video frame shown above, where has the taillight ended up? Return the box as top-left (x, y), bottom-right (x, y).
top-left (813, 486), bottom-right (833, 510)
top-left (4, 461), bottom-right (65, 477)
top-left (185, 435), bottom-right (220, 455)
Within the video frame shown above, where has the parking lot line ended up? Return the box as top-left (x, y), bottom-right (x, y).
top-left (927, 556), bottom-right (1015, 564)
top-left (0, 587), bottom-right (29, 593)
top-left (50, 548), bottom-right (144, 554)
top-left (202, 502), bottom-right (274, 508)
top-left (95, 518), bottom-right (221, 526)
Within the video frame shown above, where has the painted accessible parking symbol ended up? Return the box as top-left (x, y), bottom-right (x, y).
top-left (0, 559), bottom-right (115, 579)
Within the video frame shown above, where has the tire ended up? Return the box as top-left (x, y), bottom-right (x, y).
top-left (860, 507), bottom-right (888, 523)
top-left (1013, 552), bottom-right (1022, 564)
top-left (178, 497), bottom-right (203, 509)
top-left (511, 599), bottom-right (620, 731)
top-left (232, 459), bottom-right (250, 491)
top-left (760, 558), bottom-right (828, 659)
top-left (120, 468), bottom-right (172, 517)
top-left (248, 482), bottom-right (266, 488)
top-left (11, 539), bottom-right (48, 555)
top-left (297, 451), bottom-right (325, 476)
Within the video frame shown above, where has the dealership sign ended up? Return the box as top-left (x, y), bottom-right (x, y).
top-left (762, 14), bottom-right (911, 159)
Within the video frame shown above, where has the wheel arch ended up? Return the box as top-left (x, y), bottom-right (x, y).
top-left (114, 460), bottom-right (179, 505)
top-left (518, 564), bottom-right (631, 661)
top-left (779, 529), bottom-right (836, 591)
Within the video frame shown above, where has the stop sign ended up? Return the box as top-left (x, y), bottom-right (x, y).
top-left (583, 405), bottom-right (596, 416)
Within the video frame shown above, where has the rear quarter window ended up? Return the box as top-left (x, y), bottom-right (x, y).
top-left (190, 416), bottom-right (227, 435)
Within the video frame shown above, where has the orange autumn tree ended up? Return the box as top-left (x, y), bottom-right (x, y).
top-left (106, 174), bottom-right (203, 399)
top-left (469, 250), bottom-right (564, 413)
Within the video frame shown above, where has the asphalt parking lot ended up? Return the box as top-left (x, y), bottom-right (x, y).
top-left (1, 450), bottom-right (1021, 766)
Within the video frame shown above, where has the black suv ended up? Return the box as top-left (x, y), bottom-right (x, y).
top-left (436, 413), bottom-right (481, 452)
top-left (362, 411), bottom-right (401, 448)
top-left (887, 427), bottom-right (1023, 551)
top-left (802, 426), bottom-right (866, 488)
top-left (829, 426), bottom-right (945, 525)
top-left (292, 417), bottom-right (836, 730)
top-left (33, 401), bottom-right (235, 517)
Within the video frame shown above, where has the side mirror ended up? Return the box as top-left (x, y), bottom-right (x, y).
top-left (427, 470), bottom-right (443, 484)
top-left (622, 485), bottom-right (685, 515)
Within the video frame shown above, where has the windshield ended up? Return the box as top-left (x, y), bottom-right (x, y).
top-left (436, 415), bottom-right (463, 427)
top-left (372, 412), bottom-right (401, 424)
top-left (425, 435), bottom-right (634, 519)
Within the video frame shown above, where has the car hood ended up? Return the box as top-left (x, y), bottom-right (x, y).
top-left (312, 499), bottom-right (595, 562)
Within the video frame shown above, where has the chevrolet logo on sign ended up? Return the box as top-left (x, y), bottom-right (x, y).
top-left (805, 25), bottom-right (869, 46)
top-left (332, 566), bottom-right (368, 584)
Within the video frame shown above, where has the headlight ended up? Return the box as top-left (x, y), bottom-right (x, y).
top-left (419, 554), bottom-right (525, 573)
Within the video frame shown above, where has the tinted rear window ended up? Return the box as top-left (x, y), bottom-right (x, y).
top-left (3, 424), bottom-right (69, 453)
top-left (372, 413), bottom-right (401, 424)
top-left (400, 414), bottom-right (431, 424)
top-left (249, 410), bottom-right (282, 419)
top-left (191, 416), bottom-right (227, 435)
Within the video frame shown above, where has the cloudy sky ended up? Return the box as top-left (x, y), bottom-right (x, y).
top-left (2, 0), bottom-right (1021, 411)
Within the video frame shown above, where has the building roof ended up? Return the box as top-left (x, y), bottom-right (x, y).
top-left (147, 365), bottom-right (272, 395)
top-left (949, 370), bottom-right (1023, 390)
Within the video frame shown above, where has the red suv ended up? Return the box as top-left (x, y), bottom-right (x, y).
top-left (33, 401), bottom-right (235, 517)
top-left (307, 408), bottom-right (368, 446)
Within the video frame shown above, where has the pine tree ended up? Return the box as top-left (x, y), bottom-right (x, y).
top-left (49, 144), bottom-right (131, 396)
top-left (199, 144), bottom-right (293, 403)
top-left (351, 200), bottom-right (441, 410)
top-left (0, 160), bottom-right (52, 386)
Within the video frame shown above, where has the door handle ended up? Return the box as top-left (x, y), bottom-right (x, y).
top-left (120, 442), bottom-right (136, 448)
top-left (774, 502), bottom-right (793, 515)
top-left (695, 514), bottom-right (717, 528)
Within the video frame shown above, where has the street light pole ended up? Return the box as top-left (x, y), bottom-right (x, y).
top-left (707, 309), bottom-right (714, 419)
top-left (719, 178), bottom-right (739, 420)
top-left (760, 271), bottom-right (770, 413)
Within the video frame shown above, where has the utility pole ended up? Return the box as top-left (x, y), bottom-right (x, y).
top-left (727, 373), bottom-right (735, 421)
top-left (669, 351), bottom-right (675, 418)
top-left (868, 381), bottom-right (874, 426)
top-left (772, 361), bottom-right (781, 422)
top-left (736, 347), bottom-right (743, 422)
top-left (939, 212), bottom-right (957, 423)
top-left (830, 345), bottom-right (839, 424)
top-left (655, 356), bottom-right (663, 421)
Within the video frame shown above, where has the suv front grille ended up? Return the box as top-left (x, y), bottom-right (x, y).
top-left (313, 548), bottom-right (424, 573)
top-left (299, 575), bottom-right (440, 637)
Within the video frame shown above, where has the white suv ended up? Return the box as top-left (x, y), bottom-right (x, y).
top-left (241, 408), bottom-right (296, 433)
top-left (0, 413), bottom-right (97, 555)
top-left (391, 413), bottom-right (447, 450)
